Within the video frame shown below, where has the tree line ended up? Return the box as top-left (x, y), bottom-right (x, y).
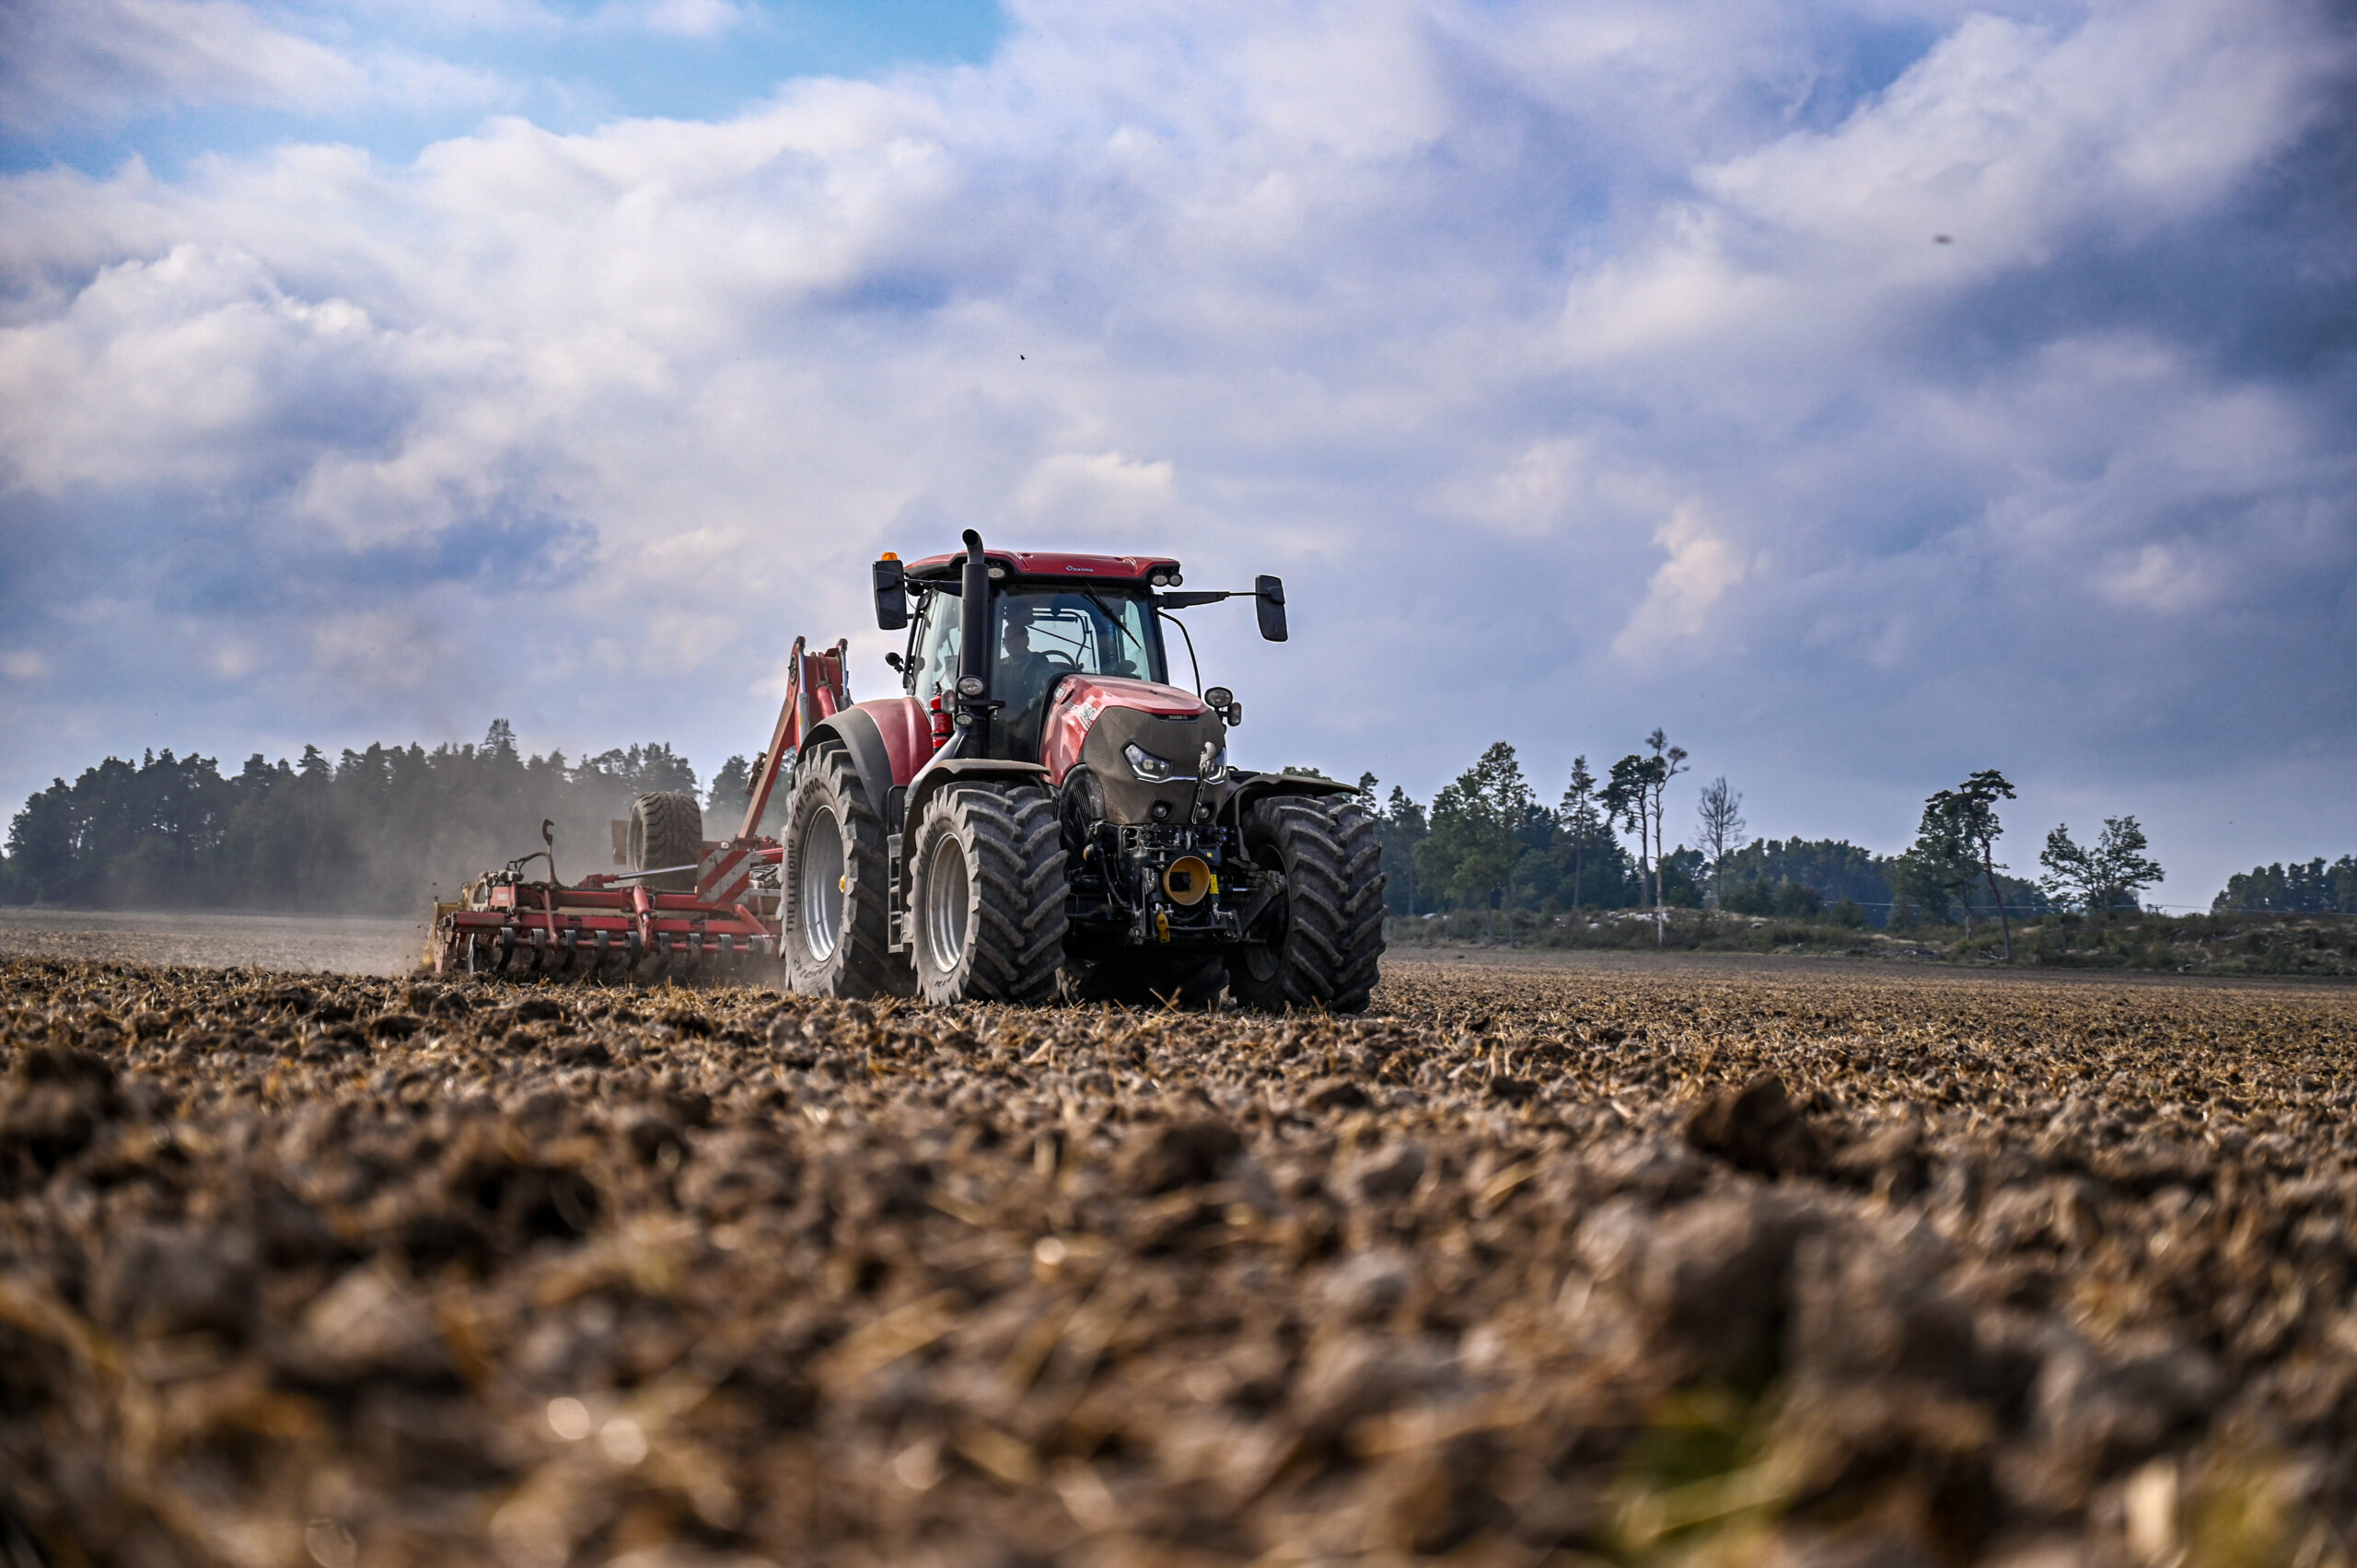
top-left (1, 724), bottom-right (700, 913)
top-left (2212, 857), bottom-right (2357, 915)
top-left (4, 722), bottom-right (2347, 925)
top-left (1359, 738), bottom-right (2343, 936)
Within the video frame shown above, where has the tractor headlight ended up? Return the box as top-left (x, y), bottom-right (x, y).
top-left (1198, 742), bottom-right (1228, 784)
top-left (1123, 742), bottom-right (1174, 782)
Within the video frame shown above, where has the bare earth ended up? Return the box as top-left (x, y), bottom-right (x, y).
top-left (0, 907), bottom-right (427, 975)
top-left (6, 946), bottom-right (2357, 1566)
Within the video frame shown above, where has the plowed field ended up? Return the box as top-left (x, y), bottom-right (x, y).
top-left (5, 954), bottom-right (2356, 1568)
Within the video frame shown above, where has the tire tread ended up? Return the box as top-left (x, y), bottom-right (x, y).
top-left (1227, 796), bottom-right (1386, 1013)
top-left (913, 784), bottom-right (1069, 1005)
top-left (783, 746), bottom-right (911, 998)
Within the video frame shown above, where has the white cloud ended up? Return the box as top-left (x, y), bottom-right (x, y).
top-left (1011, 450), bottom-right (1178, 537)
top-left (2098, 542), bottom-right (2216, 614)
top-left (0, 0), bottom-right (367, 132)
top-left (0, 0), bottom-right (507, 134)
top-left (1612, 506), bottom-right (1749, 661)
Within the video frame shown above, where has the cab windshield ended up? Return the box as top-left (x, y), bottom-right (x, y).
top-left (996, 587), bottom-right (1163, 688)
top-left (905, 581), bottom-right (1167, 761)
top-left (905, 584), bottom-right (1166, 703)
top-left (994, 586), bottom-right (1163, 763)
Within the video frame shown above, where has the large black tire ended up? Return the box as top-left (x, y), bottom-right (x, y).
top-left (1225, 796), bottom-right (1386, 1012)
top-left (1062, 949), bottom-right (1227, 1009)
top-left (909, 784), bottom-right (1068, 1005)
top-left (782, 745), bottom-right (913, 999)
top-left (628, 792), bottom-right (703, 891)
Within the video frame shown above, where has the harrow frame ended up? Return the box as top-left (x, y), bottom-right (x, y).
top-left (428, 857), bottom-right (784, 981)
top-left (426, 636), bottom-right (851, 984)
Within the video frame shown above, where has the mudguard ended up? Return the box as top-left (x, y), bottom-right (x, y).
top-left (1223, 770), bottom-right (1360, 828)
top-left (797, 706), bottom-right (897, 829)
top-left (904, 759), bottom-right (1051, 841)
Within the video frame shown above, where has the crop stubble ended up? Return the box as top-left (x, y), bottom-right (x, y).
top-left (4, 954), bottom-right (2357, 1567)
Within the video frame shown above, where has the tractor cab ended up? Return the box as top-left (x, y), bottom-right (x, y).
top-left (895, 551), bottom-right (1180, 764)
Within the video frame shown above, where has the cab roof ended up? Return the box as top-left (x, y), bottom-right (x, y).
top-left (900, 550), bottom-right (1181, 584)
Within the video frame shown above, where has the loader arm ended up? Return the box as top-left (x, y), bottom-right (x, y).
top-left (739, 636), bottom-right (852, 841)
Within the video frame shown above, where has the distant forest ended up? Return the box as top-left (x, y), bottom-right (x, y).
top-left (0, 724), bottom-right (702, 914)
top-left (1352, 741), bottom-right (2050, 931)
top-left (1363, 740), bottom-right (2350, 927)
top-left (3, 723), bottom-right (2350, 924)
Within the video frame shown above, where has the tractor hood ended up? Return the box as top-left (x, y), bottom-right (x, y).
top-left (1044, 675), bottom-right (1230, 827)
top-left (1052, 675), bottom-right (1204, 726)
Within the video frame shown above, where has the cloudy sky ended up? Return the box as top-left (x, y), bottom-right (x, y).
top-left (3, 0), bottom-right (2351, 906)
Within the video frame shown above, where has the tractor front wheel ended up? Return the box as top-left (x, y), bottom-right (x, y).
top-left (782, 744), bottom-right (912, 999)
top-left (1225, 796), bottom-right (1386, 1013)
top-left (909, 784), bottom-right (1068, 1005)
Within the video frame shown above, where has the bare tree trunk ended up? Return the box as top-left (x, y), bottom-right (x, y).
top-left (1983, 851), bottom-right (2014, 962)
top-left (1651, 800), bottom-right (1666, 947)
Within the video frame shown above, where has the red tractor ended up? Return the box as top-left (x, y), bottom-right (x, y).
top-left (430, 530), bottom-right (1385, 1009)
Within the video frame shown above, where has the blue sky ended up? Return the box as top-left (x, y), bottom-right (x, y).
top-left (2, 1), bottom-right (1008, 175)
top-left (3, 0), bottom-right (2353, 908)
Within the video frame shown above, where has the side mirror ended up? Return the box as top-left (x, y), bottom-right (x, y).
top-left (873, 557), bottom-right (908, 631)
top-left (1254, 575), bottom-right (1287, 642)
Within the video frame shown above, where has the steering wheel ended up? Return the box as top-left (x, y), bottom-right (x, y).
top-left (1040, 650), bottom-right (1079, 668)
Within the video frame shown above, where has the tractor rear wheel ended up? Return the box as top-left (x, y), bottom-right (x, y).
top-left (782, 744), bottom-right (912, 999)
top-left (909, 784), bottom-right (1068, 1005)
top-left (628, 792), bottom-right (703, 892)
top-left (1225, 796), bottom-right (1386, 1012)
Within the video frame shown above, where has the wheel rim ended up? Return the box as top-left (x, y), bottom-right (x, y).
top-left (923, 830), bottom-right (970, 972)
top-left (800, 806), bottom-right (847, 960)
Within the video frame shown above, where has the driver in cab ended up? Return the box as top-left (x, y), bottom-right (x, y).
top-left (995, 603), bottom-right (1070, 762)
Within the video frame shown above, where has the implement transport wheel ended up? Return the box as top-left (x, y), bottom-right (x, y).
top-left (782, 744), bottom-right (912, 999)
top-left (1226, 796), bottom-right (1386, 1013)
top-left (628, 791), bottom-right (703, 892)
top-left (1062, 950), bottom-right (1226, 1008)
top-left (909, 784), bottom-right (1068, 1005)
